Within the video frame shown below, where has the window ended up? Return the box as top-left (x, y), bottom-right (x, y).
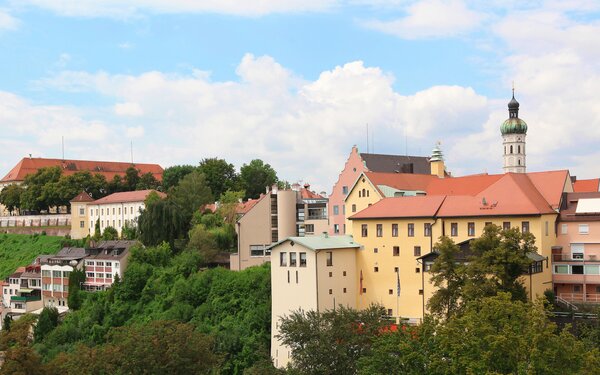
top-left (118, 220), bottom-right (121, 227)
top-left (352, 204), bottom-right (356, 213)
top-left (131, 207), bottom-right (134, 214)
top-left (342, 186), bottom-right (348, 195)
top-left (424, 262), bottom-right (433, 272)
top-left (503, 222), bottom-right (511, 231)
top-left (572, 265), bottom-right (584, 274)
top-left (367, 190), bottom-right (370, 197)
top-left (101, 209), bottom-right (104, 215)
top-left (250, 245), bottom-right (265, 257)
top-left (408, 223), bottom-right (414, 237)
top-left (579, 224), bottom-right (589, 234)
top-left (333, 205), bottom-right (339, 215)
top-left (376, 224), bottom-right (383, 237)
top-left (300, 252), bottom-right (307, 267)
top-left (52, 271), bottom-right (61, 278)
top-left (450, 223), bottom-right (458, 236)
top-left (374, 266), bottom-right (379, 272)
top-left (97, 261), bottom-right (104, 266)
top-left (419, 289), bottom-right (424, 295)
top-left (114, 262), bottom-right (119, 269)
top-left (529, 261), bottom-right (543, 274)
top-left (342, 205), bottom-right (345, 215)
top-left (584, 265), bottom-right (599, 275)
top-left (394, 267), bottom-right (399, 272)
top-left (62, 271), bottom-right (71, 278)
top-left (52, 284), bottom-right (61, 292)
top-left (87, 272), bottom-right (95, 278)
top-left (485, 222), bottom-right (492, 227)
top-left (554, 265), bottom-right (568, 274)
top-left (343, 271), bottom-right (346, 276)
top-left (561, 224), bottom-right (568, 234)
top-left (329, 271), bottom-right (332, 277)
top-left (373, 248), bottom-right (378, 253)
top-left (305, 224), bottom-right (315, 233)
top-left (522, 221), bottom-right (530, 233)
top-left (287, 271), bottom-right (290, 283)
top-left (468, 222), bottom-right (475, 236)
top-left (326, 252), bottom-right (333, 267)
top-left (80, 221), bottom-right (85, 228)
top-left (280, 252), bottom-right (287, 267)
top-left (343, 288), bottom-right (347, 293)
top-left (424, 223), bottom-right (431, 237)
top-left (290, 252), bottom-right (297, 267)
top-left (545, 221), bottom-right (549, 236)
top-left (392, 224), bottom-right (398, 237)
top-left (106, 273), bottom-right (113, 279)
top-left (334, 224), bottom-right (339, 234)
top-left (296, 271), bottom-right (298, 284)
top-left (571, 244), bottom-right (584, 260)
top-left (393, 246), bottom-right (400, 256)
top-left (106, 262), bottom-right (112, 267)
top-left (361, 224), bottom-right (368, 237)
top-left (329, 289), bottom-right (332, 295)
top-left (362, 288), bottom-right (367, 294)
top-left (97, 273), bottom-right (104, 278)
top-left (414, 246), bottom-right (421, 257)
top-left (389, 289), bottom-right (393, 295)
top-left (42, 270), bottom-right (50, 277)
top-left (415, 267), bottom-right (420, 273)
top-left (79, 207), bottom-right (85, 215)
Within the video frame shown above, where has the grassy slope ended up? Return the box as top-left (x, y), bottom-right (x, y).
top-left (0, 233), bottom-right (65, 279)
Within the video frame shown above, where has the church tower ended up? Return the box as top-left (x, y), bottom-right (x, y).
top-left (501, 90), bottom-right (528, 173)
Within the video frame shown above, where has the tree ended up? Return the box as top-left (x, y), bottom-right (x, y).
top-left (0, 346), bottom-right (45, 375)
top-left (124, 166), bottom-right (141, 191)
top-left (92, 219), bottom-right (101, 241)
top-left (68, 267), bottom-right (86, 310)
top-left (162, 165), bottom-right (197, 191)
top-left (56, 171), bottom-right (108, 207)
top-left (121, 220), bottom-right (137, 240)
top-left (427, 236), bottom-right (468, 320)
top-left (218, 190), bottom-right (245, 225)
top-left (137, 172), bottom-right (160, 191)
top-left (0, 184), bottom-right (23, 215)
top-left (239, 159), bottom-right (278, 199)
top-left (169, 170), bottom-right (213, 221)
top-left (277, 304), bottom-right (388, 374)
top-left (187, 225), bottom-right (219, 264)
top-left (34, 307), bottom-right (59, 342)
top-left (3, 314), bottom-right (12, 331)
top-left (20, 166), bottom-right (62, 212)
top-left (107, 175), bottom-right (125, 194)
top-left (198, 158), bottom-right (239, 200)
top-left (102, 226), bottom-right (119, 241)
top-left (138, 199), bottom-right (188, 248)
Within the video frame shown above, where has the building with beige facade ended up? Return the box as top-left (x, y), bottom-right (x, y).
top-left (70, 190), bottom-right (165, 239)
top-left (231, 184), bottom-right (328, 271)
top-left (269, 234), bottom-right (360, 368)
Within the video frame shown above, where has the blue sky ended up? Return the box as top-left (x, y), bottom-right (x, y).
top-left (1, 1), bottom-right (600, 192)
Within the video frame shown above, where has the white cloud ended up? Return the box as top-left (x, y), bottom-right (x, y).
top-left (14, 0), bottom-right (338, 18)
top-left (362, 0), bottom-right (486, 39)
top-left (115, 102), bottom-right (143, 117)
top-left (0, 9), bottom-right (19, 30)
top-left (126, 126), bottom-right (145, 138)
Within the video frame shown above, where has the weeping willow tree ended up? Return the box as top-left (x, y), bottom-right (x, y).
top-left (138, 199), bottom-right (188, 249)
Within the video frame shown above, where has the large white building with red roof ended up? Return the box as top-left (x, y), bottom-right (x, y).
top-left (70, 189), bottom-right (165, 239)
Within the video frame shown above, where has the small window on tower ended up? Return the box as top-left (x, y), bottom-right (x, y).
top-left (510, 145), bottom-right (513, 154)
top-left (518, 145), bottom-right (521, 153)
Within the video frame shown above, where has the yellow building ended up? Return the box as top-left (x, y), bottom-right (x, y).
top-left (348, 170), bottom-right (573, 322)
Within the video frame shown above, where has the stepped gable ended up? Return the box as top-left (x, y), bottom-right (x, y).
top-left (1, 157), bottom-right (164, 183)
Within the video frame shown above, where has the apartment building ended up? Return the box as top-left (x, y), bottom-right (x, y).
top-left (70, 190), bottom-right (165, 239)
top-left (328, 145), bottom-right (433, 235)
top-left (41, 247), bottom-right (87, 309)
top-left (231, 185), bottom-right (328, 271)
top-left (269, 234), bottom-right (360, 368)
top-left (82, 241), bottom-right (133, 291)
top-left (554, 192), bottom-right (600, 303)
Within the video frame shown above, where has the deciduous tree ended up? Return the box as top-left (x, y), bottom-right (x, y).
top-left (239, 159), bottom-right (278, 199)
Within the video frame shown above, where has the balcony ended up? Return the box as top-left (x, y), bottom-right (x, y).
top-left (11, 295), bottom-right (41, 302)
top-left (558, 293), bottom-right (600, 304)
top-left (307, 214), bottom-right (327, 220)
top-left (552, 254), bottom-right (600, 262)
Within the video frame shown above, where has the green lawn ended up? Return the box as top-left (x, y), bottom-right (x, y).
top-left (0, 233), bottom-right (65, 279)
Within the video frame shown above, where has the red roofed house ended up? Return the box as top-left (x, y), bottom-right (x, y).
top-left (231, 184), bottom-right (328, 271)
top-left (70, 190), bottom-right (165, 239)
top-left (573, 178), bottom-right (600, 193)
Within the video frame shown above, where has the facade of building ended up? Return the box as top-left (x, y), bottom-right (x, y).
top-left (0, 157), bottom-right (163, 216)
top-left (269, 234), bottom-right (360, 368)
top-left (70, 189), bottom-right (165, 239)
top-left (328, 146), bottom-right (432, 235)
top-left (554, 193), bottom-right (600, 303)
top-left (41, 247), bottom-right (87, 309)
top-left (82, 241), bottom-right (133, 291)
top-left (231, 185), bottom-right (328, 271)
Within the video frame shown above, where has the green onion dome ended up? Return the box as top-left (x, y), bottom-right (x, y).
top-left (501, 117), bottom-right (528, 135)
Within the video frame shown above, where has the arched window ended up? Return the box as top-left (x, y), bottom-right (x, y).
top-left (359, 191), bottom-right (362, 197)
top-left (518, 159), bottom-right (521, 166)
top-left (362, 188), bottom-right (366, 197)
top-left (510, 145), bottom-right (513, 154)
top-left (367, 190), bottom-right (370, 197)
top-left (518, 145), bottom-right (521, 153)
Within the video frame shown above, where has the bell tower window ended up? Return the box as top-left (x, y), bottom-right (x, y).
top-left (510, 145), bottom-right (513, 154)
top-left (518, 145), bottom-right (521, 153)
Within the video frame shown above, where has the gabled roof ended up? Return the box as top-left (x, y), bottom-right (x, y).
top-left (573, 178), bottom-right (600, 193)
top-left (1, 157), bottom-right (163, 183)
top-left (526, 170), bottom-right (570, 209)
top-left (269, 234), bottom-right (361, 251)
top-left (91, 190), bottom-right (165, 205)
top-left (301, 187), bottom-right (325, 200)
top-left (360, 153), bottom-right (430, 174)
top-left (70, 191), bottom-right (94, 203)
top-left (349, 196), bottom-right (446, 219)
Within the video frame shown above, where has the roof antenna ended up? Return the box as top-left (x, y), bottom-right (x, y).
top-left (62, 136), bottom-right (65, 161)
top-left (366, 123), bottom-right (369, 154)
top-left (130, 141), bottom-right (134, 164)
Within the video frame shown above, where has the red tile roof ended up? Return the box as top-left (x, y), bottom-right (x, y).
top-left (70, 191), bottom-right (95, 203)
top-left (91, 190), bottom-right (165, 205)
top-left (364, 172), bottom-right (437, 195)
top-left (301, 187), bottom-right (325, 200)
top-left (350, 171), bottom-right (568, 220)
top-left (1, 157), bottom-right (163, 183)
top-left (573, 178), bottom-right (600, 193)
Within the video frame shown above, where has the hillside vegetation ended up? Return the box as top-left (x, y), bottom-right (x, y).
top-left (0, 233), bottom-right (65, 279)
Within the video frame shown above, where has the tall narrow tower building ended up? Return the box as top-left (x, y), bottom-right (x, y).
top-left (501, 90), bottom-right (528, 173)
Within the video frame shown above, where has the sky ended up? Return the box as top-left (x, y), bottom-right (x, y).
top-left (1, 1), bottom-right (600, 194)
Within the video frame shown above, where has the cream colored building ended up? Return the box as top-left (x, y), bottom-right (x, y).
top-left (231, 185), bottom-right (329, 271)
top-left (70, 189), bottom-right (165, 239)
top-left (269, 234), bottom-right (360, 368)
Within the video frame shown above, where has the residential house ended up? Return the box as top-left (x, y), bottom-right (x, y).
top-left (82, 241), bottom-right (134, 291)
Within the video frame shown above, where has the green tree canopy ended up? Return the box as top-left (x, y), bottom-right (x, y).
top-left (239, 159), bottom-right (278, 199)
top-left (0, 184), bottom-right (24, 214)
top-left (138, 199), bottom-right (188, 248)
top-left (162, 165), bottom-right (197, 191)
top-left (198, 157), bottom-right (239, 200)
top-left (34, 307), bottom-right (59, 343)
top-left (20, 166), bottom-right (62, 212)
top-left (168, 170), bottom-right (213, 221)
